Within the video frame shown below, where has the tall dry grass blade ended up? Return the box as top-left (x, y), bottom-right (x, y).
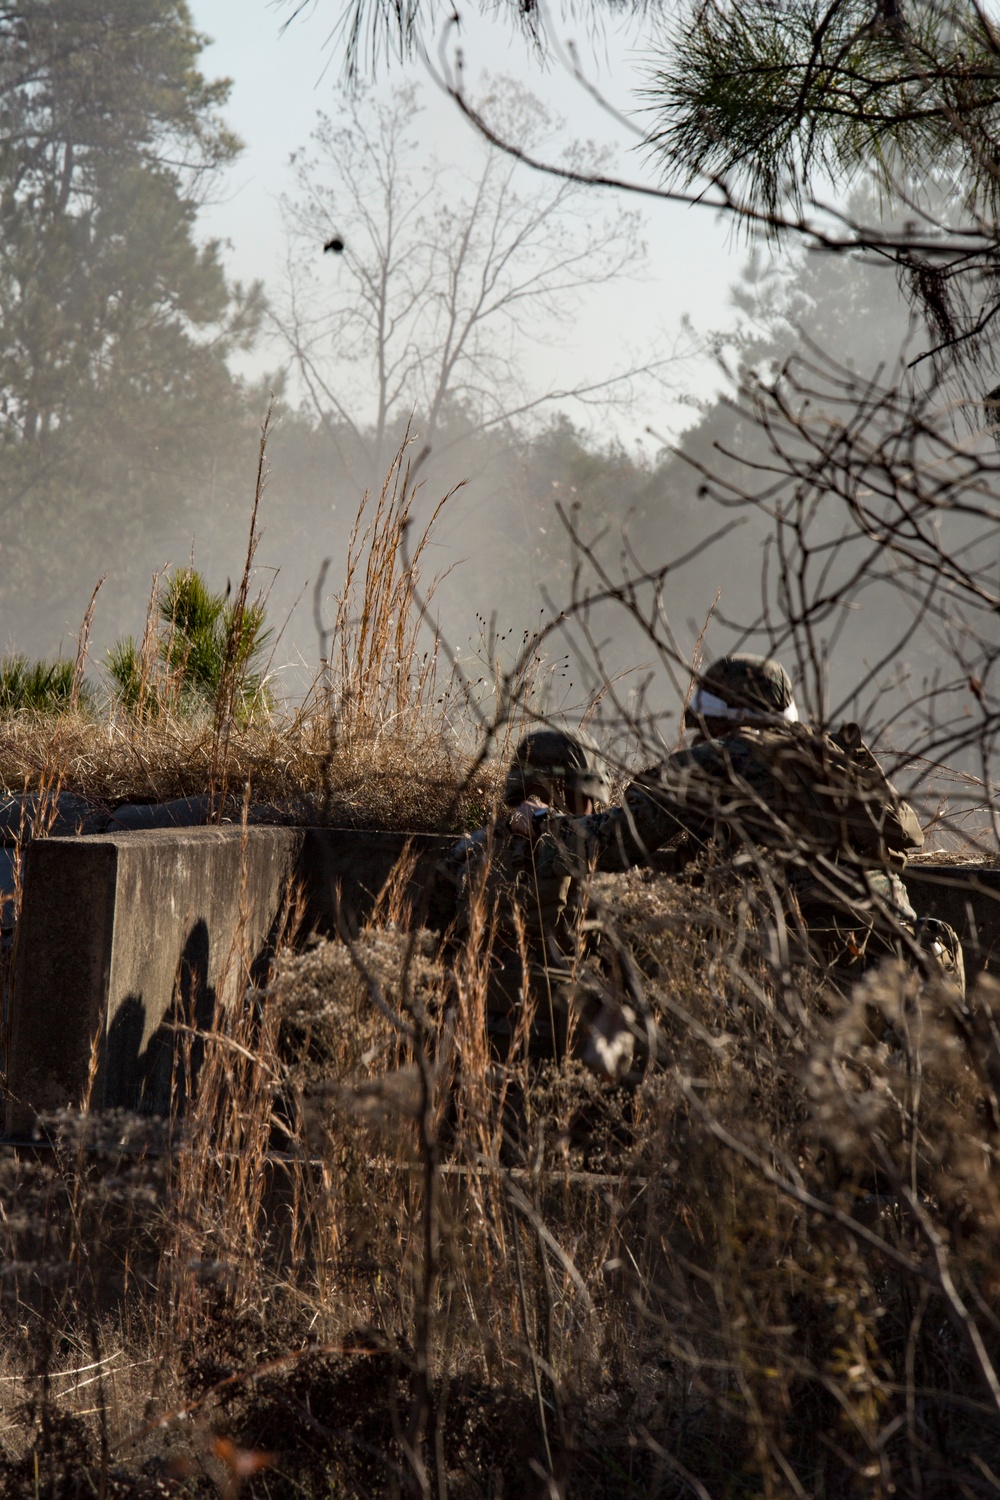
top-left (675, 587), bottom-right (720, 750)
top-left (331, 431), bottom-right (457, 742)
top-left (72, 574), bottom-right (106, 710)
top-left (209, 397), bottom-right (274, 816)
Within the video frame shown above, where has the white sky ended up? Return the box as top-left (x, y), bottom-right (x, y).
top-left (189, 0), bottom-right (757, 447)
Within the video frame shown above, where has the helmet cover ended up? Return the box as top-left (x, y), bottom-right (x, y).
top-left (502, 727), bottom-right (611, 806)
top-left (685, 652), bottom-right (798, 727)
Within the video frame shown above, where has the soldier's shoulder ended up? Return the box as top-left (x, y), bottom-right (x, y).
top-left (628, 734), bottom-right (753, 791)
top-left (636, 742), bottom-right (720, 777)
top-left (692, 726), bottom-right (782, 771)
top-left (748, 721), bottom-right (835, 764)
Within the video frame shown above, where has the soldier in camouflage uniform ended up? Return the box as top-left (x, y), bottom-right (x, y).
top-left (532, 653), bottom-right (964, 995)
top-left (439, 729), bottom-right (645, 1077)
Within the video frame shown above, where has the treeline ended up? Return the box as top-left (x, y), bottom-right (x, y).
top-left (0, 1), bottom-right (926, 715)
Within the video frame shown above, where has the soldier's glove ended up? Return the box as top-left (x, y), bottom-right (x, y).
top-left (508, 797), bottom-right (549, 838)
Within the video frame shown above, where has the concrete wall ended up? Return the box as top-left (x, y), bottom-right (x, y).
top-left (904, 860), bottom-right (1000, 976)
top-left (7, 819), bottom-right (996, 1135)
top-left (4, 825), bottom-right (451, 1132)
top-left (298, 827), bottom-right (451, 935)
top-left (5, 827), bottom-right (303, 1132)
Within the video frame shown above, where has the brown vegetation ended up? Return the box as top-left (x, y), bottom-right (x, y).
top-left (0, 440), bottom-right (501, 834)
top-left (2, 391), bottom-right (1000, 1496)
top-left (0, 847), bottom-right (998, 1497)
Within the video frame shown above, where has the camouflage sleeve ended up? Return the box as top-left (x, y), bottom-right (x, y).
top-left (529, 766), bottom-right (701, 876)
top-left (426, 828), bottom-right (487, 932)
top-left (892, 797), bottom-right (925, 856)
top-left (437, 830), bottom-right (480, 890)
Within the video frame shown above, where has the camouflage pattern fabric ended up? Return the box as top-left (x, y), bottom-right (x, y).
top-left (437, 723), bottom-right (629, 1071)
top-left (502, 727), bottom-right (611, 807)
top-left (437, 818), bottom-right (646, 1073)
top-left (437, 712), bottom-right (964, 1050)
top-left (532, 720), bottom-right (949, 990)
top-left (439, 817), bottom-right (579, 965)
top-left (686, 651), bottom-right (796, 724)
top-left (540, 722), bottom-right (921, 884)
top-left (913, 915), bottom-right (966, 995)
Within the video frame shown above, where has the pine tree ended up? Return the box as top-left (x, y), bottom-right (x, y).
top-left (0, 2), bottom-right (266, 645)
top-left (650, 3), bottom-right (1000, 378)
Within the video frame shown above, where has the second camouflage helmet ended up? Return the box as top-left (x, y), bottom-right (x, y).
top-left (685, 652), bottom-right (798, 727)
top-left (502, 727), bottom-right (611, 806)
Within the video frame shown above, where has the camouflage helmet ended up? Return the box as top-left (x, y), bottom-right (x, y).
top-left (502, 727), bottom-right (611, 807)
top-left (685, 652), bottom-right (798, 727)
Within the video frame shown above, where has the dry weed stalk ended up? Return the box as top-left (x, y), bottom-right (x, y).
top-left (1, 833), bottom-right (1000, 1495)
top-left (70, 574), bottom-right (106, 713)
top-left (324, 436), bottom-right (454, 746)
top-left (6, 347), bottom-right (1000, 1494)
top-left (209, 401), bottom-right (274, 816)
top-left (162, 806), bottom-right (290, 1339)
top-left (0, 443), bottom-right (500, 836)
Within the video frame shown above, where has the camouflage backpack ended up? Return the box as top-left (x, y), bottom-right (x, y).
top-left (645, 719), bottom-right (923, 874)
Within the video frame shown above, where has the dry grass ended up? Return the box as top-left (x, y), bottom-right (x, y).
top-left (0, 844), bottom-right (998, 1497)
top-left (0, 443), bottom-right (506, 832)
top-left (1, 445), bottom-right (999, 1496)
top-left (0, 707), bottom-right (495, 831)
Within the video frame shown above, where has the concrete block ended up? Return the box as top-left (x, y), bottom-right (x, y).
top-left (904, 860), bottom-right (1000, 978)
top-left (9, 821), bottom-right (1000, 1135)
top-left (299, 827), bottom-right (452, 936)
top-left (5, 826), bottom-right (303, 1131)
top-left (3, 825), bottom-right (452, 1131)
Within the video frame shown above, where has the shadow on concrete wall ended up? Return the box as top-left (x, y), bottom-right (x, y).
top-left (104, 920), bottom-right (217, 1113)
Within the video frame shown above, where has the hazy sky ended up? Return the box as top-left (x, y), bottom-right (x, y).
top-left (190, 0), bottom-right (756, 445)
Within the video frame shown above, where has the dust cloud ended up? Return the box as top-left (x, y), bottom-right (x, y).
top-left (5, 202), bottom-right (994, 811)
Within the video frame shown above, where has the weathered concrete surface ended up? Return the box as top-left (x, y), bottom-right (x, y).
top-left (0, 794), bottom-right (219, 932)
top-left (11, 819), bottom-right (991, 1135)
top-left (0, 795), bottom-right (317, 933)
top-left (299, 827), bottom-right (451, 936)
top-left (5, 826), bottom-right (303, 1131)
top-left (904, 857), bottom-right (1000, 977)
top-left (4, 825), bottom-right (452, 1130)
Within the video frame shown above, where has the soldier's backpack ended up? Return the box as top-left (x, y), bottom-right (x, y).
top-left (646, 720), bottom-right (923, 872)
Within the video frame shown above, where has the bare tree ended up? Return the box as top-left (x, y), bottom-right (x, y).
top-left (280, 0), bottom-right (1000, 391)
top-left (271, 78), bottom-right (677, 480)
